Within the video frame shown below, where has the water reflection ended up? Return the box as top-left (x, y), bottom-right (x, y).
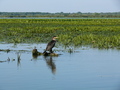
top-left (43, 56), bottom-right (56, 74)
top-left (32, 54), bottom-right (38, 59)
top-left (17, 52), bottom-right (21, 67)
top-left (32, 55), bottom-right (57, 74)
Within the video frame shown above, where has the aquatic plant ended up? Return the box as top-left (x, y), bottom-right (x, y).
top-left (0, 19), bottom-right (120, 49)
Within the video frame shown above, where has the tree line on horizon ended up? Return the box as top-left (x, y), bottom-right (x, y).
top-left (0, 12), bottom-right (120, 18)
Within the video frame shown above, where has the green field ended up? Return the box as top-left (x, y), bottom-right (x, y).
top-left (0, 19), bottom-right (120, 49)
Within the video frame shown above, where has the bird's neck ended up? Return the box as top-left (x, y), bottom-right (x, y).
top-left (52, 39), bottom-right (56, 41)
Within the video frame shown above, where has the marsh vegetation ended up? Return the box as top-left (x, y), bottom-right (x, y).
top-left (0, 19), bottom-right (120, 49)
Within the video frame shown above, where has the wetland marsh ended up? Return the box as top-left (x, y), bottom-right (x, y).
top-left (0, 19), bottom-right (120, 49)
top-left (0, 19), bottom-right (120, 90)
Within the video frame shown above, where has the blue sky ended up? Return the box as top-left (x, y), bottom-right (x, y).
top-left (0, 0), bottom-right (119, 12)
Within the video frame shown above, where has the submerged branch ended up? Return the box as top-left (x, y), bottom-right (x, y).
top-left (0, 49), bottom-right (30, 53)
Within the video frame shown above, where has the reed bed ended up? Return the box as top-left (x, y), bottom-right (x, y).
top-left (0, 19), bottom-right (120, 49)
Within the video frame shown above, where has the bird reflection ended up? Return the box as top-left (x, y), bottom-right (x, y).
top-left (44, 56), bottom-right (56, 74)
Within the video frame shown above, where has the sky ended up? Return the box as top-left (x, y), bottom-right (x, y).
top-left (0, 0), bottom-right (119, 13)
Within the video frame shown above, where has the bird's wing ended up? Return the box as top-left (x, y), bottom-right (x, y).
top-left (46, 40), bottom-right (56, 51)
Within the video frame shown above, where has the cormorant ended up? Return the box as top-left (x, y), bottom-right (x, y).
top-left (43, 36), bottom-right (58, 54)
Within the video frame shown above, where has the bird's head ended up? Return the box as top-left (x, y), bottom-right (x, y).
top-left (52, 36), bottom-right (58, 40)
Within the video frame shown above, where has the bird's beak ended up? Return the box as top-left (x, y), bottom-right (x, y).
top-left (55, 37), bottom-right (58, 39)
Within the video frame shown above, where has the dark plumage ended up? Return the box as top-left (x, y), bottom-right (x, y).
top-left (43, 36), bottom-right (58, 54)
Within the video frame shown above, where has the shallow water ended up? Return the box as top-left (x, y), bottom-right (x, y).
top-left (0, 43), bottom-right (120, 90)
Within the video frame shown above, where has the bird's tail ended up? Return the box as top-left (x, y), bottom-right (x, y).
top-left (43, 50), bottom-right (46, 54)
top-left (43, 50), bottom-right (49, 56)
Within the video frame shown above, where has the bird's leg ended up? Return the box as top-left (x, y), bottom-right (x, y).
top-left (50, 49), bottom-right (53, 53)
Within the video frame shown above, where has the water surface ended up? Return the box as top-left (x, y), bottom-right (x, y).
top-left (0, 43), bottom-right (120, 90)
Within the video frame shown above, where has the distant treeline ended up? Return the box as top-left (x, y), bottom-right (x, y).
top-left (0, 12), bottom-right (120, 18)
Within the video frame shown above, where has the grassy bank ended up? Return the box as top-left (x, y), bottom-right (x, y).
top-left (0, 19), bottom-right (120, 49)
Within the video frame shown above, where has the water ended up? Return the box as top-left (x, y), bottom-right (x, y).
top-left (0, 43), bottom-right (120, 90)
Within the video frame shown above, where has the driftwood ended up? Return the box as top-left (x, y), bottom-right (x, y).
top-left (0, 48), bottom-right (59, 57)
top-left (32, 48), bottom-right (59, 56)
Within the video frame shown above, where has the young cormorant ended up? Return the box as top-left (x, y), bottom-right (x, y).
top-left (43, 36), bottom-right (58, 54)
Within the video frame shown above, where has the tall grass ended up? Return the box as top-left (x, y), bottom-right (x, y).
top-left (0, 19), bottom-right (120, 49)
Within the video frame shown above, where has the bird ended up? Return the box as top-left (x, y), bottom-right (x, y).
top-left (43, 36), bottom-right (58, 54)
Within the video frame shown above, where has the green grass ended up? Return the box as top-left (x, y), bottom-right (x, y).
top-left (0, 19), bottom-right (120, 49)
